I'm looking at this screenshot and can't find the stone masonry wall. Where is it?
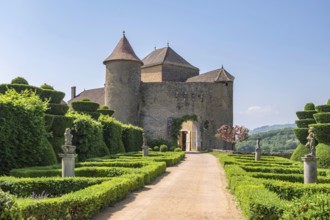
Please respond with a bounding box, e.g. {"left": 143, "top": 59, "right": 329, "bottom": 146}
{"left": 140, "top": 81, "right": 233, "bottom": 149}
{"left": 162, "top": 64, "right": 199, "bottom": 82}
{"left": 141, "top": 65, "right": 162, "bottom": 82}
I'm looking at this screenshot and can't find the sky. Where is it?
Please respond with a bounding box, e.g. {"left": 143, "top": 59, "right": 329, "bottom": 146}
{"left": 0, "top": 0, "right": 329, "bottom": 130}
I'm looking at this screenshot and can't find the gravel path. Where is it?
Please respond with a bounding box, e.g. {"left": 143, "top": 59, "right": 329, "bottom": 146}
{"left": 93, "top": 152, "right": 245, "bottom": 220}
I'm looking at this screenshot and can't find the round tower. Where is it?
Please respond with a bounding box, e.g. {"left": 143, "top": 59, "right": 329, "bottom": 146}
{"left": 103, "top": 33, "right": 143, "bottom": 125}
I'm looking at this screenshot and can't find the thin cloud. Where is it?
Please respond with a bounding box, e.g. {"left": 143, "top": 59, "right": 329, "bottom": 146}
{"left": 241, "top": 105, "right": 280, "bottom": 116}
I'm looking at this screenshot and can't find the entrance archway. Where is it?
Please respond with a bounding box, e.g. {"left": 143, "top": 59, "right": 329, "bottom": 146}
{"left": 179, "top": 120, "right": 200, "bottom": 151}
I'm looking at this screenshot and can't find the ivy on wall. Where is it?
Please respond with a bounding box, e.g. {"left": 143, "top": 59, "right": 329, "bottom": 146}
{"left": 171, "top": 115, "right": 198, "bottom": 142}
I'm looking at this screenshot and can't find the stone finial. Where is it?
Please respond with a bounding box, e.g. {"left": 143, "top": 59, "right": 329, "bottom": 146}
{"left": 123, "top": 30, "right": 125, "bottom": 36}
{"left": 306, "top": 127, "right": 316, "bottom": 157}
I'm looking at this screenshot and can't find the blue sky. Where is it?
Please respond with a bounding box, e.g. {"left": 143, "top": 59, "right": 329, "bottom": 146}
{"left": 0, "top": 0, "right": 329, "bottom": 129}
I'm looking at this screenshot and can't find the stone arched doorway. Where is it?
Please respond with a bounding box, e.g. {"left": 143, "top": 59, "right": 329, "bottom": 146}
{"left": 179, "top": 120, "right": 201, "bottom": 151}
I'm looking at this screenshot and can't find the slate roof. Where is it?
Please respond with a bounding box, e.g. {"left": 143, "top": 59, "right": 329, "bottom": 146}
{"left": 186, "top": 66, "right": 235, "bottom": 82}
{"left": 103, "top": 34, "right": 143, "bottom": 65}
{"left": 142, "top": 46, "right": 198, "bottom": 70}
{"left": 69, "top": 87, "right": 105, "bottom": 106}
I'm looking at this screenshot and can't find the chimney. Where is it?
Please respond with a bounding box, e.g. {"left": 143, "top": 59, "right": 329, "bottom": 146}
{"left": 71, "top": 86, "right": 76, "bottom": 99}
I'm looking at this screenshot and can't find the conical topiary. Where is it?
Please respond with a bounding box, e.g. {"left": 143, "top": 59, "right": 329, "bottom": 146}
{"left": 291, "top": 103, "right": 317, "bottom": 161}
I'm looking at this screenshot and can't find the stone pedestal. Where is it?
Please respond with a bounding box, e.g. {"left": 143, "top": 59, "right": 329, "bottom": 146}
{"left": 301, "top": 156, "right": 318, "bottom": 184}
{"left": 255, "top": 148, "right": 261, "bottom": 161}
{"left": 142, "top": 146, "right": 149, "bottom": 156}
{"left": 59, "top": 153, "right": 77, "bottom": 177}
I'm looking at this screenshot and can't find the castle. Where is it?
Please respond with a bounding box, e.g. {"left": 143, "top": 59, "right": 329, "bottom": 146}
{"left": 70, "top": 33, "right": 234, "bottom": 151}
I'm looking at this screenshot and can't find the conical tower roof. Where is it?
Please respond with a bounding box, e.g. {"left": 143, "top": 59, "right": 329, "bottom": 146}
{"left": 103, "top": 34, "right": 143, "bottom": 65}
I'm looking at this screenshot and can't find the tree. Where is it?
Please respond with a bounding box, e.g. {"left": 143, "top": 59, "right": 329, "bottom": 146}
{"left": 215, "top": 125, "right": 249, "bottom": 150}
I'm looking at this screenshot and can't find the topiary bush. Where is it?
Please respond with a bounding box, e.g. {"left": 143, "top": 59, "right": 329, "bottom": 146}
{"left": 174, "top": 147, "right": 182, "bottom": 152}
{"left": 290, "top": 143, "right": 310, "bottom": 161}
{"left": 69, "top": 112, "right": 110, "bottom": 161}
{"left": 160, "top": 145, "right": 168, "bottom": 152}
{"left": 38, "top": 89, "right": 65, "bottom": 104}
{"left": 40, "top": 83, "right": 54, "bottom": 90}
{"left": 71, "top": 100, "right": 100, "bottom": 112}
{"left": 293, "top": 128, "right": 309, "bottom": 145}
{"left": 295, "top": 119, "right": 316, "bottom": 128}
{"left": 304, "top": 102, "right": 315, "bottom": 111}
{"left": 316, "top": 143, "right": 330, "bottom": 169}
{"left": 296, "top": 111, "right": 317, "bottom": 120}
{"left": 153, "top": 146, "right": 159, "bottom": 151}
{"left": 98, "top": 115, "right": 125, "bottom": 154}
{"left": 11, "top": 76, "right": 29, "bottom": 85}
{"left": 97, "top": 107, "right": 115, "bottom": 116}
{"left": 0, "top": 189, "right": 22, "bottom": 220}
{"left": 316, "top": 104, "right": 330, "bottom": 113}
{"left": 313, "top": 113, "right": 330, "bottom": 123}
{"left": 0, "top": 89, "right": 57, "bottom": 175}
{"left": 45, "top": 103, "right": 69, "bottom": 116}
{"left": 122, "top": 124, "right": 143, "bottom": 152}
{"left": 310, "top": 123, "right": 330, "bottom": 143}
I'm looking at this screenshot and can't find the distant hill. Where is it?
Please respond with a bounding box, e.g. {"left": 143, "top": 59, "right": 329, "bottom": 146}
{"left": 250, "top": 123, "right": 296, "bottom": 135}
{"left": 236, "top": 127, "right": 299, "bottom": 153}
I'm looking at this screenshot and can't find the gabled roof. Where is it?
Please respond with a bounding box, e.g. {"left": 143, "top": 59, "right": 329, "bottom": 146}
{"left": 69, "top": 88, "right": 105, "bottom": 106}
{"left": 186, "top": 66, "right": 235, "bottom": 82}
{"left": 142, "top": 46, "right": 198, "bottom": 70}
{"left": 103, "top": 34, "right": 143, "bottom": 65}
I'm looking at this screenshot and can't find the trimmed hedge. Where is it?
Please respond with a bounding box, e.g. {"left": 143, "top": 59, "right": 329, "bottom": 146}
{"left": 11, "top": 76, "right": 28, "bottom": 85}
{"left": 316, "top": 143, "right": 330, "bottom": 169}
{"left": 38, "top": 89, "right": 65, "bottom": 104}
{"left": 0, "top": 177, "right": 106, "bottom": 197}
{"left": 70, "top": 113, "right": 109, "bottom": 161}
{"left": 45, "top": 115, "right": 74, "bottom": 137}
{"left": 313, "top": 112, "right": 330, "bottom": 123}
{"left": 71, "top": 100, "right": 100, "bottom": 112}
{"left": 0, "top": 89, "right": 56, "bottom": 175}
{"left": 122, "top": 124, "right": 143, "bottom": 152}
{"left": 293, "top": 128, "right": 309, "bottom": 145}
{"left": 316, "top": 104, "right": 330, "bottom": 113}
{"left": 98, "top": 115, "right": 125, "bottom": 154}
{"left": 97, "top": 108, "right": 114, "bottom": 116}
{"left": 290, "top": 143, "right": 310, "bottom": 161}
{"left": 310, "top": 123, "right": 330, "bottom": 143}
{"left": 304, "top": 102, "right": 315, "bottom": 111}
{"left": 45, "top": 103, "right": 69, "bottom": 116}
{"left": 295, "top": 119, "right": 316, "bottom": 128}
{"left": 296, "top": 110, "right": 317, "bottom": 120}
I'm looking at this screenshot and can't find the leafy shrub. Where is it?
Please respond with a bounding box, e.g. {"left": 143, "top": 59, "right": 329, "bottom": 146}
{"left": 316, "top": 104, "right": 330, "bottom": 112}
{"left": 45, "top": 115, "right": 74, "bottom": 137}
{"left": 98, "top": 115, "right": 125, "bottom": 154}
{"left": 71, "top": 100, "right": 100, "bottom": 112}
{"left": 290, "top": 143, "right": 310, "bottom": 161}
{"left": 11, "top": 76, "right": 29, "bottom": 85}
{"left": 70, "top": 113, "right": 109, "bottom": 161}
{"left": 40, "top": 83, "right": 54, "bottom": 90}
{"left": 282, "top": 193, "right": 330, "bottom": 219}
{"left": 153, "top": 146, "right": 159, "bottom": 151}
{"left": 304, "top": 102, "right": 315, "bottom": 111}
{"left": 160, "top": 145, "right": 168, "bottom": 152}
{"left": 174, "top": 147, "right": 182, "bottom": 152}
{"left": 316, "top": 143, "right": 330, "bottom": 169}
{"left": 45, "top": 103, "right": 69, "bottom": 115}
{"left": 0, "top": 189, "right": 22, "bottom": 220}
{"left": 0, "top": 89, "right": 57, "bottom": 174}
{"left": 313, "top": 112, "right": 330, "bottom": 123}
{"left": 296, "top": 111, "right": 317, "bottom": 120}
{"left": 122, "top": 124, "right": 143, "bottom": 152}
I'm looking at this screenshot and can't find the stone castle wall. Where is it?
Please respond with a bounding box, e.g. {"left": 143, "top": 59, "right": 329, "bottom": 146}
{"left": 140, "top": 81, "right": 233, "bottom": 149}
{"left": 162, "top": 64, "right": 199, "bottom": 82}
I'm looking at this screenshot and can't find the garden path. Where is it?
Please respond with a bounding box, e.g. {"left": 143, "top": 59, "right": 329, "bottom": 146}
{"left": 93, "top": 152, "right": 244, "bottom": 220}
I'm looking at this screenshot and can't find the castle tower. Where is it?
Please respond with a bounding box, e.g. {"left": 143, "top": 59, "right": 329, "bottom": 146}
{"left": 103, "top": 33, "right": 143, "bottom": 125}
